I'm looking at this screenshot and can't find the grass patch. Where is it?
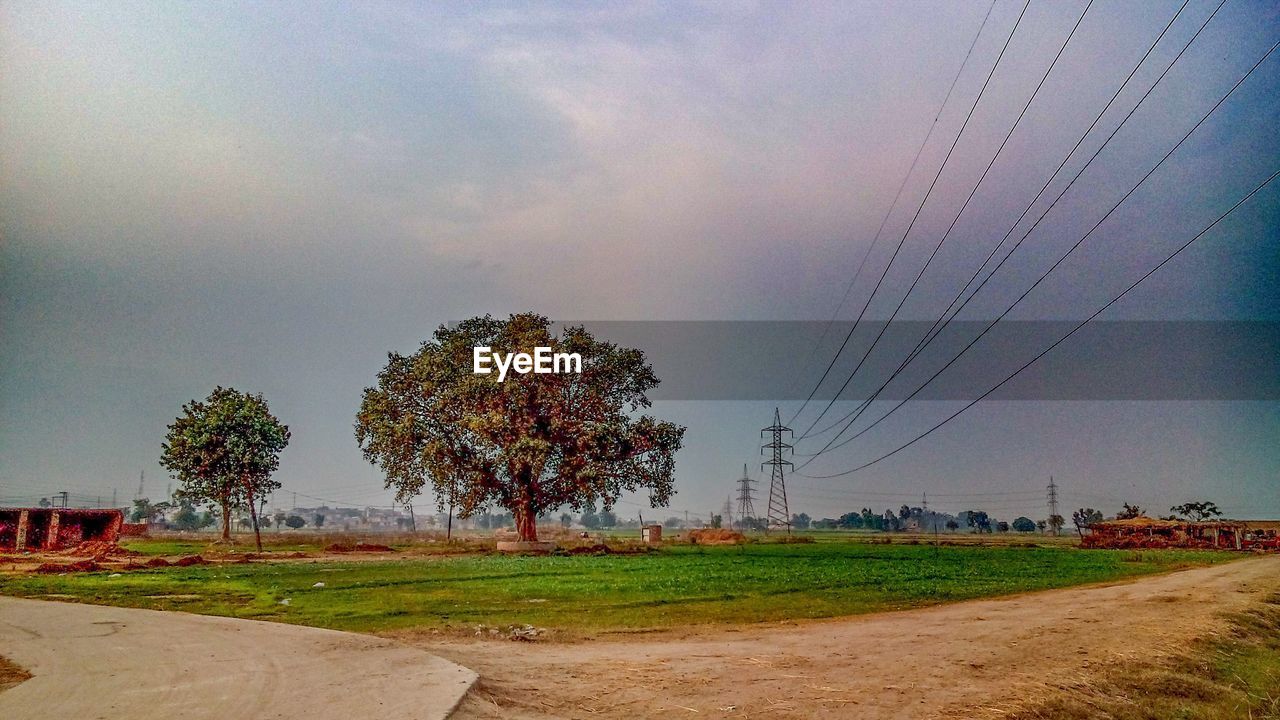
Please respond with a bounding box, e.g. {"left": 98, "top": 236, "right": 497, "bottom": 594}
{"left": 0, "top": 542, "right": 1233, "bottom": 634}
{"left": 1007, "top": 592, "right": 1280, "bottom": 720}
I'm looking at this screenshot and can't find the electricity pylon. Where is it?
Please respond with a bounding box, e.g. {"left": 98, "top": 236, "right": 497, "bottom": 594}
{"left": 761, "top": 407, "right": 793, "bottom": 534}
{"left": 735, "top": 464, "right": 757, "bottom": 532}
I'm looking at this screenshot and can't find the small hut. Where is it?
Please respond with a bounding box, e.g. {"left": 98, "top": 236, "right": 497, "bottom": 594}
{"left": 1082, "top": 516, "right": 1245, "bottom": 550}
{"left": 0, "top": 507, "right": 124, "bottom": 552}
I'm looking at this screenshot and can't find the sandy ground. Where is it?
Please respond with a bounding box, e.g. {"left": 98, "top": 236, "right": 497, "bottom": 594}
{"left": 0, "top": 597, "right": 477, "bottom": 720}
{"left": 402, "top": 555, "right": 1280, "bottom": 719}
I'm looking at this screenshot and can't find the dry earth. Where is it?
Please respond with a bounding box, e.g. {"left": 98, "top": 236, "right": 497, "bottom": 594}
{"left": 0, "top": 656, "right": 29, "bottom": 693}
{"left": 398, "top": 555, "right": 1280, "bottom": 719}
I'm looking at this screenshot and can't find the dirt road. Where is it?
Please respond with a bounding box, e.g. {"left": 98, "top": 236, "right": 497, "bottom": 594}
{"left": 408, "top": 555, "right": 1280, "bottom": 719}
{"left": 0, "top": 597, "right": 476, "bottom": 720}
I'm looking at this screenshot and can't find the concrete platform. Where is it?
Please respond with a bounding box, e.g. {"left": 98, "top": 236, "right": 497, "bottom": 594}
{"left": 0, "top": 596, "right": 476, "bottom": 719}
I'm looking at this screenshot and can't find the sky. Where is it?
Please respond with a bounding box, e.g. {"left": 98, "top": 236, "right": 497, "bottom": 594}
{"left": 2, "top": 0, "right": 1278, "bottom": 521}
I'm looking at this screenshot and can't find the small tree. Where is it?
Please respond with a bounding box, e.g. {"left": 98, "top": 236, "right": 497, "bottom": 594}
{"left": 1072, "top": 508, "right": 1104, "bottom": 537}
{"left": 1012, "top": 516, "right": 1036, "bottom": 533}
{"left": 945, "top": 519, "right": 959, "bottom": 532}
{"left": 1047, "top": 514, "right": 1065, "bottom": 536}
{"left": 964, "top": 510, "right": 991, "bottom": 533}
{"left": 560, "top": 513, "right": 573, "bottom": 528}
{"left": 130, "top": 498, "right": 171, "bottom": 523}
{"left": 792, "top": 512, "right": 811, "bottom": 530}
{"left": 356, "top": 314, "right": 685, "bottom": 542}
{"left": 1170, "top": 501, "right": 1222, "bottom": 522}
{"left": 1116, "top": 503, "right": 1144, "bottom": 520}
{"left": 284, "top": 515, "right": 306, "bottom": 529}
{"left": 313, "top": 513, "right": 326, "bottom": 528}
{"left": 160, "top": 387, "right": 289, "bottom": 550}
{"left": 172, "top": 501, "right": 215, "bottom": 531}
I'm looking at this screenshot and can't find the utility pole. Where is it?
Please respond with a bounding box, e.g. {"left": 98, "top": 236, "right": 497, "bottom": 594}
{"left": 722, "top": 495, "right": 734, "bottom": 530}
{"left": 1047, "top": 476, "right": 1060, "bottom": 536}
{"left": 735, "top": 464, "right": 757, "bottom": 532}
{"left": 761, "top": 408, "right": 793, "bottom": 535}
{"left": 112, "top": 488, "right": 117, "bottom": 508}
{"left": 135, "top": 470, "right": 144, "bottom": 500}
{"left": 406, "top": 502, "right": 416, "bottom": 532}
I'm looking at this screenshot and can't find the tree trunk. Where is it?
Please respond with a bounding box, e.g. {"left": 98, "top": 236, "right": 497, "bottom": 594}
{"left": 514, "top": 501, "right": 537, "bottom": 542}
{"left": 220, "top": 498, "right": 231, "bottom": 540}
{"left": 245, "top": 478, "right": 262, "bottom": 552}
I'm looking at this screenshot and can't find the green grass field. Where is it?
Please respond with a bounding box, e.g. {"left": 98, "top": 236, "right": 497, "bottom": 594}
{"left": 0, "top": 541, "right": 1233, "bottom": 634}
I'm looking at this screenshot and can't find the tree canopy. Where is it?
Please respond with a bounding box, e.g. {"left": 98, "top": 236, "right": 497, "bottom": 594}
{"left": 1116, "top": 502, "right": 1144, "bottom": 520}
{"left": 355, "top": 313, "right": 685, "bottom": 542}
{"left": 160, "top": 387, "right": 290, "bottom": 548}
{"left": 1170, "top": 500, "right": 1222, "bottom": 522}
{"left": 1072, "top": 507, "right": 1104, "bottom": 537}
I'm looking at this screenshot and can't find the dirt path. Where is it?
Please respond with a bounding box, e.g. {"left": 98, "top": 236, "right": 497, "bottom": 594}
{"left": 404, "top": 555, "right": 1280, "bottom": 719}
{"left": 0, "top": 597, "right": 476, "bottom": 720}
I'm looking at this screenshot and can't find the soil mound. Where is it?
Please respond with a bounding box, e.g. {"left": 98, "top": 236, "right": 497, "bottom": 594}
{"left": 324, "top": 542, "right": 395, "bottom": 553}
{"left": 34, "top": 560, "right": 101, "bottom": 573}
{"left": 64, "top": 540, "right": 139, "bottom": 557}
{"left": 173, "top": 555, "right": 207, "bottom": 566}
{"left": 687, "top": 528, "right": 746, "bottom": 545}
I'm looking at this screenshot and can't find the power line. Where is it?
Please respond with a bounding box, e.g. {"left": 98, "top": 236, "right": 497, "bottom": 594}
{"left": 808, "top": 0, "right": 998, "bottom": 361}
{"left": 799, "top": 0, "right": 1201, "bottom": 446}
{"left": 797, "top": 0, "right": 1096, "bottom": 441}
{"left": 788, "top": 0, "right": 1032, "bottom": 428}
{"left": 802, "top": 163, "right": 1280, "bottom": 478}
{"left": 801, "top": 30, "right": 1278, "bottom": 468}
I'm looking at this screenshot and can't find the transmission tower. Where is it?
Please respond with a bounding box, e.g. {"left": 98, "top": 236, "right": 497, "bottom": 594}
{"left": 1046, "top": 476, "right": 1060, "bottom": 536}
{"left": 735, "top": 464, "right": 757, "bottom": 532}
{"left": 761, "top": 408, "right": 794, "bottom": 534}
{"left": 721, "top": 495, "right": 734, "bottom": 530}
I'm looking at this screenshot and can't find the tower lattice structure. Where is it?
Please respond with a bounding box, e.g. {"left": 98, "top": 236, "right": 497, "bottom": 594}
{"left": 735, "top": 464, "right": 757, "bottom": 532}
{"left": 761, "top": 407, "right": 794, "bottom": 534}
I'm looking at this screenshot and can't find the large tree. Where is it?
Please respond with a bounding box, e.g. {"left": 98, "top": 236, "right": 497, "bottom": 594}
{"left": 355, "top": 313, "right": 685, "bottom": 542}
{"left": 160, "top": 387, "right": 290, "bottom": 549}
